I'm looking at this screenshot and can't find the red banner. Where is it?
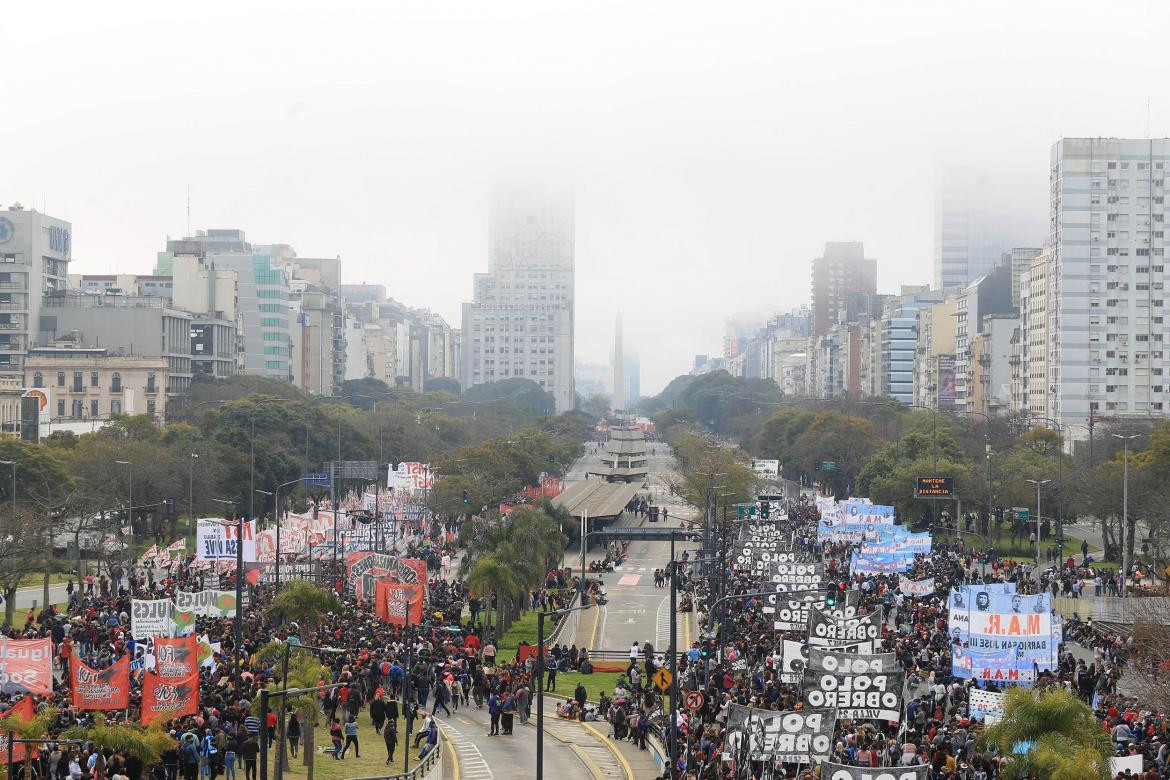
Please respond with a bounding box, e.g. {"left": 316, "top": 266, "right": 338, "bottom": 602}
{"left": 0, "top": 638, "right": 53, "bottom": 696}
{"left": 347, "top": 553, "right": 428, "bottom": 604}
{"left": 517, "top": 644, "right": 549, "bottom": 664}
{"left": 375, "top": 580, "right": 425, "bottom": 627}
{"left": 153, "top": 637, "right": 199, "bottom": 680}
{"left": 72, "top": 656, "right": 130, "bottom": 710}
{"left": 141, "top": 670, "right": 200, "bottom": 726}
{"left": 0, "top": 697, "right": 34, "bottom": 764}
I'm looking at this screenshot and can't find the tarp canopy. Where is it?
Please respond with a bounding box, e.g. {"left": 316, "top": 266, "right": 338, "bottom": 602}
{"left": 552, "top": 480, "right": 643, "bottom": 520}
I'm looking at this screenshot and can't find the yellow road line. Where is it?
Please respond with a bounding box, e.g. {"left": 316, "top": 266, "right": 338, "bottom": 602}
{"left": 443, "top": 730, "right": 460, "bottom": 780}
{"left": 581, "top": 721, "right": 634, "bottom": 780}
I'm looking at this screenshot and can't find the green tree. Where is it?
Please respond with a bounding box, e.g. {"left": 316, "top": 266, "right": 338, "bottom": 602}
{"left": 266, "top": 580, "right": 343, "bottom": 627}
{"left": 979, "top": 687, "right": 1112, "bottom": 780}
{"left": 61, "top": 715, "right": 177, "bottom": 773}
{"left": 466, "top": 554, "right": 524, "bottom": 637}
{"left": 252, "top": 641, "right": 333, "bottom": 780}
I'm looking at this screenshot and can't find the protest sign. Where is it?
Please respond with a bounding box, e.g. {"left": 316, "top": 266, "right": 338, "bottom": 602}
{"left": 0, "top": 638, "right": 53, "bottom": 696}
{"left": 898, "top": 577, "right": 935, "bottom": 597}
{"left": 808, "top": 648, "right": 898, "bottom": 674}
{"left": 819, "top": 762, "right": 928, "bottom": 780}
{"left": 725, "top": 705, "right": 836, "bottom": 763}
{"left": 0, "top": 698, "right": 34, "bottom": 763}
{"left": 801, "top": 669, "right": 904, "bottom": 721}
{"left": 132, "top": 599, "right": 176, "bottom": 641}
{"left": 141, "top": 670, "right": 200, "bottom": 725}
{"left": 195, "top": 518, "right": 257, "bottom": 562}
{"left": 807, "top": 608, "right": 882, "bottom": 646}
{"left": 969, "top": 688, "right": 1007, "bottom": 721}
{"left": 72, "top": 656, "right": 130, "bottom": 710}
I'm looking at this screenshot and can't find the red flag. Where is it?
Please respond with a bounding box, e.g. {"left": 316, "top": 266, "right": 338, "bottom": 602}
{"left": 375, "top": 580, "right": 425, "bottom": 627}
{"left": 0, "top": 697, "right": 35, "bottom": 764}
{"left": 153, "top": 637, "right": 199, "bottom": 680}
{"left": 141, "top": 670, "right": 199, "bottom": 726}
{"left": 71, "top": 656, "right": 130, "bottom": 710}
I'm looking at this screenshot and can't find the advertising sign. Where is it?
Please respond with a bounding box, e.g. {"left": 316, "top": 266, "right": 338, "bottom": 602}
{"left": 937, "top": 355, "right": 956, "bottom": 408}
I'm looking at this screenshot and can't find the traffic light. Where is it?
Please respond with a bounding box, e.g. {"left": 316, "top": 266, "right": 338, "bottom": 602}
{"left": 462, "top": 490, "right": 470, "bottom": 504}
{"left": 825, "top": 594, "right": 836, "bottom": 607}
{"left": 164, "top": 497, "right": 176, "bottom": 515}
{"left": 760, "top": 501, "right": 770, "bottom": 519}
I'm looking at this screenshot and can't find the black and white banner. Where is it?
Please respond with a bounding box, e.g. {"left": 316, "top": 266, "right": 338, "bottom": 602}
{"left": 781, "top": 639, "right": 809, "bottom": 683}
{"left": 807, "top": 607, "right": 883, "bottom": 646}
{"left": 808, "top": 648, "right": 899, "bottom": 674}
{"left": 725, "top": 705, "right": 836, "bottom": 763}
{"left": 819, "top": 762, "right": 928, "bottom": 780}
{"left": 801, "top": 670, "right": 904, "bottom": 721}
{"left": 766, "top": 590, "right": 858, "bottom": 631}
{"left": 765, "top": 562, "right": 825, "bottom": 589}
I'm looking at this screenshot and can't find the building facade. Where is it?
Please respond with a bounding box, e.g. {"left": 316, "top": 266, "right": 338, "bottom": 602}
{"left": 0, "top": 205, "right": 72, "bottom": 378}
{"left": 26, "top": 342, "right": 169, "bottom": 425}
{"left": 461, "top": 188, "right": 575, "bottom": 412}
{"left": 811, "top": 242, "right": 877, "bottom": 336}
{"left": 1048, "top": 138, "right": 1170, "bottom": 430}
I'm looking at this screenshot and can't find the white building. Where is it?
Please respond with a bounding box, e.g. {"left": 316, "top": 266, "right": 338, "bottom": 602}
{"left": 1047, "top": 138, "right": 1170, "bottom": 430}
{"left": 0, "top": 205, "right": 72, "bottom": 377}
{"left": 461, "top": 187, "right": 575, "bottom": 412}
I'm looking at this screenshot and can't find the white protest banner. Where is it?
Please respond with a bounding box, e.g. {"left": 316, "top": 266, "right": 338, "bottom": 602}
{"left": 820, "top": 762, "right": 928, "bottom": 780}
{"left": 808, "top": 648, "right": 898, "bottom": 674}
{"left": 807, "top": 608, "right": 883, "bottom": 646}
{"left": 898, "top": 577, "right": 935, "bottom": 597}
{"left": 131, "top": 600, "right": 176, "bottom": 640}
{"left": 1109, "top": 756, "right": 1143, "bottom": 775}
{"left": 174, "top": 590, "right": 239, "bottom": 618}
{"left": 195, "top": 519, "right": 257, "bottom": 562}
{"left": 969, "top": 688, "right": 1006, "bottom": 721}
{"left": 724, "top": 704, "right": 835, "bottom": 763}
{"left": 802, "top": 670, "right": 904, "bottom": 722}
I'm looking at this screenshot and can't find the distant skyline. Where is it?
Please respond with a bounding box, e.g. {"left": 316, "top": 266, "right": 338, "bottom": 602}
{"left": 6, "top": 1, "right": 1170, "bottom": 392}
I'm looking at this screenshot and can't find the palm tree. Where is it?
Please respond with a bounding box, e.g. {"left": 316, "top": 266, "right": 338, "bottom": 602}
{"left": 0, "top": 705, "right": 58, "bottom": 780}
{"left": 61, "top": 715, "right": 177, "bottom": 777}
{"left": 252, "top": 641, "right": 332, "bottom": 780}
{"left": 466, "top": 554, "right": 524, "bottom": 637}
{"left": 266, "top": 580, "right": 342, "bottom": 629}
{"left": 979, "top": 687, "right": 1113, "bottom": 780}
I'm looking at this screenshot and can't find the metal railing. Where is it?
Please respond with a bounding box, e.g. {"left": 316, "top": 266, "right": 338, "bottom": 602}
{"left": 348, "top": 732, "right": 444, "bottom": 780}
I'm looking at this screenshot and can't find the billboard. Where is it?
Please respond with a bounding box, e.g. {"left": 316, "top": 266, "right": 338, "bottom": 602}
{"left": 915, "top": 477, "right": 954, "bottom": 498}
{"left": 750, "top": 459, "right": 780, "bottom": 480}
{"left": 937, "top": 355, "right": 956, "bottom": 408}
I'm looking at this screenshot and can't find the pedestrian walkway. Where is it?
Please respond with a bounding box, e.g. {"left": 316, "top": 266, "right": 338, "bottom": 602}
{"left": 440, "top": 721, "right": 494, "bottom": 780}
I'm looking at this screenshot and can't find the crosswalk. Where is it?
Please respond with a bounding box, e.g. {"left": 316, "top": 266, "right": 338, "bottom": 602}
{"left": 440, "top": 722, "right": 494, "bottom": 780}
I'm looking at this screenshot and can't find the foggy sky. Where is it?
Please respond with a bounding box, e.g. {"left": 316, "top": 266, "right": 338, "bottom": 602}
{"left": 6, "top": 1, "right": 1169, "bottom": 393}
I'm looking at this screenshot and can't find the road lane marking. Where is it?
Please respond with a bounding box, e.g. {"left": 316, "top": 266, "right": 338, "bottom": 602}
{"left": 617, "top": 574, "right": 640, "bottom": 586}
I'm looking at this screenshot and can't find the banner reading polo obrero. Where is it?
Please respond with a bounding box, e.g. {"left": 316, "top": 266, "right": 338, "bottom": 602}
{"left": 724, "top": 704, "right": 835, "bottom": 764}
{"left": 195, "top": 518, "right": 257, "bottom": 562}
{"left": 71, "top": 656, "right": 130, "bottom": 710}
{"left": 765, "top": 589, "right": 859, "bottom": 631}
{"left": 0, "top": 697, "right": 34, "bottom": 763}
{"left": 141, "top": 670, "right": 199, "bottom": 725}
{"left": 807, "top": 607, "right": 881, "bottom": 650}
{"left": 0, "top": 637, "right": 53, "bottom": 695}
{"left": 764, "top": 561, "right": 824, "bottom": 590}
{"left": 819, "top": 762, "right": 928, "bottom": 780}
{"left": 802, "top": 667, "right": 904, "bottom": 721}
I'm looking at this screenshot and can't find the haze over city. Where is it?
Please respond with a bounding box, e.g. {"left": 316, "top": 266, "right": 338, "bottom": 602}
{"left": 5, "top": 0, "right": 1170, "bottom": 392}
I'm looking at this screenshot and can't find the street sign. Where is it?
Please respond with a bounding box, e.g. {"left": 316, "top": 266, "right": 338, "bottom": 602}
{"left": 651, "top": 668, "right": 673, "bottom": 692}
{"left": 330, "top": 461, "right": 379, "bottom": 480}
{"left": 915, "top": 476, "right": 955, "bottom": 498}
{"left": 684, "top": 690, "right": 705, "bottom": 711}
{"left": 819, "top": 461, "right": 837, "bottom": 472}
{"left": 1013, "top": 507, "right": 1030, "bottom": 520}
{"left": 302, "top": 472, "right": 331, "bottom": 487}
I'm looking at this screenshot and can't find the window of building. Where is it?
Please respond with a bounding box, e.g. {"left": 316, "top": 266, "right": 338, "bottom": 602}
{"left": 33, "top": 372, "right": 43, "bottom": 388}
{"left": 56, "top": 371, "right": 65, "bottom": 387}
{"left": 147, "top": 399, "right": 156, "bottom": 417}
{"left": 111, "top": 372, "right": 122, "bottom": 392}
{"left": 56, "top": 399, "right": 65, "bottom": 418}
{"left": 72, "top": 372, "right": 82, "bottom": 392}
{"left": 111, "top": 400, "right": 121, "bottom": 415}
{"left": 146, "top": 373, "right": 156, "bottom": 393}
{"left": 90, "top": 371, "right": 99, "bottom": 387}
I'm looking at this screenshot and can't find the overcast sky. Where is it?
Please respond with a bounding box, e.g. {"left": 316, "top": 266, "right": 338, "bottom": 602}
{"left": 6, "top": 1, "right": 1169, "bottom": 393}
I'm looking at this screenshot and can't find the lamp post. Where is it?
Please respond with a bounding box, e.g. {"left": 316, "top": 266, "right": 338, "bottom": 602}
{"left": 188, "top": 452, "right": 198, "bottom": 537}
{"left": 265, "top": 479, "right": 301, "bottom": 589}
{"left": 211, "top": 498, "right": 245, "bottom": 679}
{"left": 536, "top": 605, "right": 592, "bottom": 780}
{"left": 1025, "top": 416, "right": 1066, "bottom": 558}
{"left": 1112, "top": 433, "right": 1140, "bottom": 596}
{"left": 115, "top": 460, "right": 133, "bottom": 536}
{"left": 259, "top": 640, "right": 345, "bottom": 780}
{"left": 1025, "top": 479, "right": 1051, "bottom": 578}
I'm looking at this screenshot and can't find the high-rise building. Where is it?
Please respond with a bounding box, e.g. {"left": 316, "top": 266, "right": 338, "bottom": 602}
{"left": 1046, "top": 138, "right": 1170, "bottom": 429}
{"left": 810, "top": 242, "right": 876, "bottom": 336}
{"left": 1005, "top": 247, "right": 1042, "bottom": 309}
{"left": 0, "top": 205, "right": 72, "bottom": 377}
{"left": 934, "top": 169, "right": 1042, "bottom": 290}
{"left": 953, "top": 263, "right": 1015, "bottom": 413}
{"left": 461, "top": 187, "right": 575, "bottom": 412}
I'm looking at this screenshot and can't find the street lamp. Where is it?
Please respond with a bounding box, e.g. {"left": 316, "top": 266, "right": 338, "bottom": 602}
{"left": 187, "top": 452, "right": 199, "bottom": 538}
{"left": 211, "top": 497, "right": 245, "bottom": 678}
{"left": 536, "top": 604, "right": 592, "bottom": 780}
{"left": 1025, "top": 416, "right": 1066, "bottom": 557}
{"left": 1025, "top": 479, "right": 1051, "bottom": 575}
{"left": 115, "top": 460, "right": 133, "bottom": 536}
{"left": 1112, "top": 433, "right": 1140, "bottom": 597}
{"left": 265, "top": 478, "right": 302, "bottom": 589}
